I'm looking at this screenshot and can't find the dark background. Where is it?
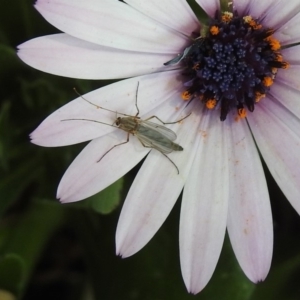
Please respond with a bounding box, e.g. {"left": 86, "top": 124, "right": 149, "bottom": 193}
{"left": 1, "top": 0, "right": 300, "bottom": 299}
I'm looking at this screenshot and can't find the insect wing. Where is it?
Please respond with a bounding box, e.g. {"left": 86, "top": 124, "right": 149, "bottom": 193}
{"left": 136, "top": 133, "right": 174, "bottom": 154}
{"left": 136, "top": 122, "right": 180, "bottom": 154}
{"left": 140, "top": 120, "right": 177, "bottom": 141}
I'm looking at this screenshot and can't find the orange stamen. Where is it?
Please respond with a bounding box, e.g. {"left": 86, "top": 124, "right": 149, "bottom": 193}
{"left": 269, "top": 38, "right": 281, "bottom": 51}
{"left": 206, "top": 99, "right": 217, "bottom": 109}
{"left": 238, "top": 108, "right": 247, "bottom": 118}
{"left": 263, "top": 77, "right": 273, "bottom": 87}
{"left": 245, "top": 17, "right": 262, "bottom": 30}
{"left": 210, "top": 26, "right": 219, "bottom": 35}
{"left": 275, "top": 54, "right": 283, "bottom": 62}
{"left": 255, "top": 92, "right": 266, "bottom": 103}
{"left": 181, "top": 91, "right": 191, "bottom": 101}
{"left": 281, "top": 62, "right": 290, "bottom": 69}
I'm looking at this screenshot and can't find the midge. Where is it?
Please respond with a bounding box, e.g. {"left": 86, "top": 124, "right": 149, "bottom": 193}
{"left": 62, "top": 83, "right": 190, "bottom": 174}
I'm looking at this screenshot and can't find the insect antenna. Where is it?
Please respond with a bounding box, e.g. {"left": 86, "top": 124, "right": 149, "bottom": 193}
{"left": 61, "top": 118, "right": 118, "bottom": 128}
{"left": 73, "top": 88, "right": 135, "bottom": 118}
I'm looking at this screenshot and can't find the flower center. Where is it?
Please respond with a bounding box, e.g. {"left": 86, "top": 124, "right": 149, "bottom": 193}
{"left": 166, "top": 11, "right": 289, "bottom": 121}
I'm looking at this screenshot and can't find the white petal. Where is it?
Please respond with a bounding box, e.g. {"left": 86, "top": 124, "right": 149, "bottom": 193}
{"left": 180, "top": 109, "right": 229, "bottom": 294}
{"left": 226, "top": 113, "right": 273, "bottom": 283}
{"left": 35, "top": 0, "right": 188, "bottom": 53}
{"left": 273, "top": 9, "right": 300, "bottom": 45}
{"left": 125, "top": 0, "right": 199, "bottom": 36}
{"left": 18, "top": 34, "right": 178, "bottom": 79}
{"left": 57, "top": 131, "right": 148, "bottom": 202}
{"left": 281, "top": 45, "right": 300, "bottom": 64}
{"left": 232, "top": 0, "right": 249, "bottom": 15}
{"left": 276, "top": 65, "right": 300, "bottom": 90}
{"left": 247, "top": 97, "right": 300, "bottom": 214}
{"left": 270, "top": 80, "right": 300, "bottom": 120}
{"left": 116, "top": 99, "right": 203, "bottom": 257}
{"left": 30, "top": 70, "right": 182, "bottom": 146}
{"left": 263, "top": 1, "right": 300, "bottom": 29}
{"left": 247, "top": 0, "right": 280, "bottom": 21}
{"left": 195, "top": 0, "right": 220, "bottom": 18}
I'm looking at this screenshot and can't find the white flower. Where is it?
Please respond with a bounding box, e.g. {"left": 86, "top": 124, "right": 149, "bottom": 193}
{"left": 18, "top": 0, "right": 300, "bottom": 294}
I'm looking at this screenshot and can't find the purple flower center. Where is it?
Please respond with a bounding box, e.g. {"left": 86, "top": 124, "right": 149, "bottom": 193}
{"left": 166, "top": 11, "right": 289, "bottom": 121}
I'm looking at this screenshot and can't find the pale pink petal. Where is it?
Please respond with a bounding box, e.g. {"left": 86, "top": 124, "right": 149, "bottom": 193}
{"left": 18, "top": 34, "right": 177, "bottom": 79}
{"left": 116, "top": 100, "right": 203, "bottom": 257}
{"left": 269, "top": 80, "right": 300, "bottom": 120}
{"left": 35, "top": 0, "right": 188, "bottom": 54}
{"left": 276, "top": 65, "right": 300, "bottom": 90}
{"left": 125, "top": 0, "right": 199, "bottom": 36}
{"left": 273, "top": 10, "right": 300, "bottom": 45}
{"left": 247, "top": 0, "right": 280, "bottom": 21}
{"left": 226, "top": 113, "right": 273, "bottom": 283}
{"left": 57, "top": 131, "right": 149, "bottom": 202}
{"left": 264, "top": 2, "right": 300, "bottom": 30}
{"left": 30, "top": 70, "right": 182, "bottom": 146}
{"left": 248, "top": 0, "right": 281, "bottom": 22}
{"left": 195, "top": 0, "right": 220, "bottom": 18}
{"left": 248, "top": 97, "right": 300, "bottom": 214}
{"left": 232, "top": 0, "right": 249, "bottom": 15}
{"left": 281, "top": 45, "right": 300, "bottom": 64}
{"left": 180, "top": 109, "right": 229, "bottom": 294}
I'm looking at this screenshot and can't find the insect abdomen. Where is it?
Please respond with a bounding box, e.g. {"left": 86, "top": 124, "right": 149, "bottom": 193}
{"left": 172, "top": 143, "right": 183, "bottom": 151}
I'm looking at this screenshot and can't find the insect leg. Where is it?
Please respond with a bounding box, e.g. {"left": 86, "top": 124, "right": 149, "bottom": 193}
{"left": 134, "top": 82, "right": 140, "bottom": 117}
{"left": 137, "top": 138, "right": 180, "bottom": 174}
{"left": 144, "top": 113, "right": 191, "bottom": 125}
{"left": 97, "top": 133, "right": 130, "bottom": 162}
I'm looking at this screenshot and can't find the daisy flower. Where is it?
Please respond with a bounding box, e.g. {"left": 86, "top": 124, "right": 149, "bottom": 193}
{"left": 18, "top": 0, "right": 300, "bottom": 294}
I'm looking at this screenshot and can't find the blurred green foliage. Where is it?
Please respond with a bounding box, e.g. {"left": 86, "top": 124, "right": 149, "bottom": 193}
{"left": 0, "top": 0, "right": 300, "bottom": 299}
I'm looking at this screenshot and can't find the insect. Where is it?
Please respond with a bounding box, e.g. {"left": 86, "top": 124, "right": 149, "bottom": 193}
{"left": 62, "top": 83, "right": 190, "bottom": 174}
{"left": 164, "top": 37, "right": 206, "bottom": 66}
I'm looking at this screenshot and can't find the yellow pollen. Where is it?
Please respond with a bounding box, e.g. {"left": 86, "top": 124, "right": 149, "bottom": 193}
{"left": 222, "top": 12, "right": 233, "bottom": 22}
{"left": 243, "top": 15, "right": 263, "bottom": 29}
{"left": 181, "top": 91, "right": 191, "bottom": 101}
{"left": 276, "top": 54, "right": 283, "bottom": 62}
{"left": 255, "top": 92, "right": 266, "bottom": 102}
{"left": 238, "top": 108, "right": 247, "bottom": 118}
{"left": 206, "top": 99, "right": 217, "bottom": 109}
{"left": 271, "top": 67, "right": 278, "bottom": 76}
{"left": 243, "top": 16, "right": 253, "bottom": 23}
{"left": 263, "top": 77, "right": 273, "bottom": 87}
{"left": 210, "top": 26, "right": 219, "bottom": 35}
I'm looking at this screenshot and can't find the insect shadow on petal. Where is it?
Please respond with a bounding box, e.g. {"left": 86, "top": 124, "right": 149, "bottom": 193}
{"left": 61, "top": 82, "right": 191, "bottom": 174}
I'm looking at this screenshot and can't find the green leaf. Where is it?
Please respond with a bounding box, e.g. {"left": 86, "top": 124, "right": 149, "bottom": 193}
{"left": 85, "top": 178, "right": 124, "bottom": 214}
{"left": 0, "top": 45, "right": 23, "bottom": 79}
{"left": 199, "top": 235, "right": 255, "bottom": 299}
{"left": 0, "top": 254, "right": 25, "bottom": 295}
{"left": 251, "top": 253, "right": 300, "bottom": 300}
{"left": 0, "top": 100, "right": 12, "bottom": 170}
{"left": 186, "top": 0, "right": 210, "bottom": 27}
{"left": 0, "top": 158, "right": 42, "bottom": 217}
{"left": 220, "top": 0, "right": 233, "bottom": 13}
{"left": 0, "top": 200, "right": 65, "bottom": 298}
